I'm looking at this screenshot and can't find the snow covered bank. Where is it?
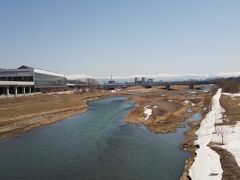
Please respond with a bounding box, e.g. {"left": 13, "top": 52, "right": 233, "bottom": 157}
{"left": 212, "top": 122, "right": 240, "bottom": 167}
{"left": 189, "top": 89, "right": 224, "bottom": 180}
{"left": 189, "top": 146, "right": 222, "bottom": 180}
{"left": 210, "top": 91, "right": 240, "bottom": 168}
{"left": 190, "top": 89, "right": 240, "bottom": 179}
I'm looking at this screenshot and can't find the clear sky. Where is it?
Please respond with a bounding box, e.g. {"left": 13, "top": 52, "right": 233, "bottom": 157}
{"left": 0, "top": 0, "right": 240, "bottom": 77}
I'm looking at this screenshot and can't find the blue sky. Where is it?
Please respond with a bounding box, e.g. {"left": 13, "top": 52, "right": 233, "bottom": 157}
{"left": 0, "top": 0, "right": 240, "bottom": 77}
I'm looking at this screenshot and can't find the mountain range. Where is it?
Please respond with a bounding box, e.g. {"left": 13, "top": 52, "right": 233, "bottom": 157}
{"left": 66, "top": 71, "right": 240, "bottom": 84}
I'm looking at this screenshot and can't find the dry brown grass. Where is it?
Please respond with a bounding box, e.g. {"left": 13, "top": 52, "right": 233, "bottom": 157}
{"left": 211, "top": 146, "right": 240, "bottom": 180}
{"left": 146, "top": 106, "right": 190, "bottom": 133}
{"left": 0, "top": 92, "right": 110, "bottom": 121}
{"left": 220, "top": 95, "right": 240, "bottom": 125}
{"left": 222, "top": 81, "right": 239, "bottom": 93}
{"left": 125, "top": 85, "right": 206, "bottom": 133}
{"left": 0, "top": 91, "right": 111, "bottom": 138}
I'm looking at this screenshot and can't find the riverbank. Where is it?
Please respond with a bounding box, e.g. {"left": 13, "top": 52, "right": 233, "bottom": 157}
{"left": 0, "top": 85, "right": 208, "bottom": 139}
{"left": 0, "top": 90, "right": 114, "bottom": 139}
{"left": 124, "top": 86, "right": 206, "bottom": 133}
{"left": 0, "top": 85, "right": 212, "bottom": 179}
{"left": 181, "top": 88, "right": 218, "bottom": 180}
{"left": 184, "top": 89, "right": 240, "bottom": 180}
{"left": 0, "top": 96, "right": 191, "bottom": 180}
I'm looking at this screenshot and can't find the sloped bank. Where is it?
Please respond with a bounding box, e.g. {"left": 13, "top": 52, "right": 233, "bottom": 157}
{"left": 185, "top": 89, "right": 240, "bottom": 180}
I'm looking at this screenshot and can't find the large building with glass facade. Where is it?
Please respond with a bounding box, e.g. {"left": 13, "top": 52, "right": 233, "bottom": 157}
{"left": 0, "top": 65, "right": 67, "bottom": 97}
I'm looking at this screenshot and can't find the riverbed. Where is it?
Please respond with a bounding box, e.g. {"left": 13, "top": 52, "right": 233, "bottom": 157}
{"left": 0, "top": 97, "right": 197, "bottom": 180}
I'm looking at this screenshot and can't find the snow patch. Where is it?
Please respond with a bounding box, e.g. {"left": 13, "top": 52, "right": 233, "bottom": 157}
{"left": 182, "top": 100, "right": 195, "bottom": 106}
{"left": 222, "top": 93, "right": 240, "bottom": 97}
{"left": 183, "top": 100, "right": 190, "bottom": 105}
{"left": 144, "top": 106, "right": 152, "bottom": 120}
{"left": 187, "top": 91, "right": 198, "bottom": 94}
{"left": 47, "top": 91, "right": 74, "bottom": 95}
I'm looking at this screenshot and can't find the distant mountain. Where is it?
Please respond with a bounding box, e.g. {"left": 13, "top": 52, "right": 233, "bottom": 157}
{"left": 66, "top": 73, "right": 93, "bottom": 80}
{"left": 66, "top": 71, "right": 240, "bottom": 84}
{"left": 216, "top": 72, "right": 240, "bottom": 78}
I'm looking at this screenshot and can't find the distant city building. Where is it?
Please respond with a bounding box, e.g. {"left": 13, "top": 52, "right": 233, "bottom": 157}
{"left": 134, "top": 77, "right": 138, "bottom": 84}
{"left": 141, "top": 77, "right": 146, "bottom": 84}
{"left": 134, "top": 77, "right": 148, "bottom": 84}
{"left": 108, "top": 76, "right": 115, "bottom": 84}
{"left": 147, "top": 78, "right": 154, "bottom": 83}
{"left": 86, "top": 78, "right": 98, "bottom": 86}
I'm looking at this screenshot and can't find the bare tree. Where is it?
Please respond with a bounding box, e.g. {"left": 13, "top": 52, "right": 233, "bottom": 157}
{"left": 218, "top": 125, "right": 225, "bottom": 145}
{"left": 214, "top": 113, "right": 218, "bottom": 133}
{"left": 231, "top": 125, "right": 235, "bottom": 133}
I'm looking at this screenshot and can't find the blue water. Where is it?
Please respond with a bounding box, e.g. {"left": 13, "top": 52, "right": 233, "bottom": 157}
{"left": 0, "top": 97, "right": 198, "bottom": 180}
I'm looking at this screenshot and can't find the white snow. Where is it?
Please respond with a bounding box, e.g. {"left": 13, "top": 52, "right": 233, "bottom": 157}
{"left": 189, "top": 146, "right": 222, "bottom": 180}
{"left": 222, "top": 93, "right": 240, "bottom": 97}
{"left": 47, "top": 91, "right": 74, "bottom": 95}
{"left": 66, "top": 73, "right": 93, "bottom": 80}
{"left": 211, "top": 123, "right": 240, "bottom": 167}
{"left": 144, "top": 106, "right": 152, "bottom": 120}
{"left": 182, "top": 100, "right": 195, "bottom": 106}
{"left": 211, "top": 92, "right": 240, "bottom": 167}
{"left": 202, "top": 90, "right": 210, "bottom": 93}
{"left": 190, "top": 89, "right": 240, "bottom": 179}
{"left": 187, "top": 90, "right": 198, "bottom": 94}
{"left": 153, "top": 105, "right": 157, "bottom": 109}
{"left": 189, "top": 89, "right": 224, "bottom": 180}
{"left": 183, "top": 100, "right": 190, "bottom": 105}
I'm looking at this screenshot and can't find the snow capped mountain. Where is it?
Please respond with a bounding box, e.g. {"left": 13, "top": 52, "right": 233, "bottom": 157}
{"left": 66, "top": 71, "right": 240, "bottom": 82}
{"left": 66, "top": 73, "right": 93, "bottom": 80}
{"left": 216, "top": 71, "right": 240, "bottom": 78}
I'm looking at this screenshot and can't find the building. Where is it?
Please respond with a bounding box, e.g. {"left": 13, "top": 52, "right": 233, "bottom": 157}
{"left": 147, "top": 78, "right": 154, "bottom": 83}
{"left": 134, "top": 77, "right": 139, "bottom": 84}
{"left": 0, "top": 65, "right": 67, "bottom": 97}
{"left": 141, "top": 77, "right": 146, "bottom": 84}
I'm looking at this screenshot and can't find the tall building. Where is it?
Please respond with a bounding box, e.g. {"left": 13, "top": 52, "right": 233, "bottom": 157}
{"left": 134, "top": 77, "right": 138, "bottom": 84}
{"left": 141, "top": 77, "right": 146, "bottom": 83}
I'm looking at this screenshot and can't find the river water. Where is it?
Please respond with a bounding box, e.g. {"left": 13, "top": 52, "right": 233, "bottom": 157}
{"left": 0, "top": 97, "right": 200, "bottom": 180}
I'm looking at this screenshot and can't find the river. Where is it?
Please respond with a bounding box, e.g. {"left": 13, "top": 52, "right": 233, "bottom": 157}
{"left": 0, "top": 97, "right": 200, "bottom": 180}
